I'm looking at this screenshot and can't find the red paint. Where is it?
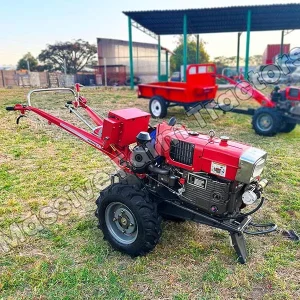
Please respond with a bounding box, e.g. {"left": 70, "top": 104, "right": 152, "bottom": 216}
{"left": 9, "top": 85, "right": 259, "bottom": 182}
{"left": 103, "top": 108, "right": 150, "bottom": 148}
{"left": 285, "top": 86, "right": 300, "bottom": 102}
{"left": 75, "top": 83, "right": 80, "bottom": 92}
{"left": 155, "top": 122, "right": 250, "bottom": 181}
{"left": 216, "top": 74, "right": 276, "bottom": 108}
{"left": 262, "top": 44, "right": 290, "bottom": 64}
{"left": 138, "top": 64, "right": 218, "bottom": 104}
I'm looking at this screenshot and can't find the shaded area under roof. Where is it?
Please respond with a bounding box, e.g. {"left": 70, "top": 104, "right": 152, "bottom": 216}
{"left": 123, "top": 4, "right": 300, "bottom": 35}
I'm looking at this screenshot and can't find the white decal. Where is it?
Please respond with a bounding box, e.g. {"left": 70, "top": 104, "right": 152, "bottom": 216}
{"left": 211, "top": 162, "right": 226, "bottom": 177}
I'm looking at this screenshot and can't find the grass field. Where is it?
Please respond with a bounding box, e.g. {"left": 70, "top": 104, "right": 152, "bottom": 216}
{"left": 0, "top": 87, "right": 299, "bottom": 300}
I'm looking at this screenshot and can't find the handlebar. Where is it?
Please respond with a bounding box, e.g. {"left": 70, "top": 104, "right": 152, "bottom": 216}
{"left": 6, "top": 106, "right": 15, "bottom": 111}
{"left": 27, "top": 88, "right": 77, "bottom": 106}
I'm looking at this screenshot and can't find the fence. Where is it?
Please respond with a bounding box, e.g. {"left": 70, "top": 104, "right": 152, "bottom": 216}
{"left": 0, "top": 71, "right": 97, "bottom": 88}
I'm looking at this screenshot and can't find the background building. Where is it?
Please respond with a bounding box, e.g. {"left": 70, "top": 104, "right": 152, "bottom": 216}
{"left": 96, "top": 38, "right": 172, "bottom": 85}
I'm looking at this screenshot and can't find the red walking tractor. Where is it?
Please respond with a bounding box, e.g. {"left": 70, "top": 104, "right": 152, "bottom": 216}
{"left": 6, "top": 84, "right": 277, "bottom": 263}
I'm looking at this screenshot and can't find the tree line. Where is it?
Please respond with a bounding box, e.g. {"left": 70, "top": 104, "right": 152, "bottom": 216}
{"left": 17, "top": 37, "right": 262, "bottom": 75}
{"left": 170, "top": 35, "right": 262, "bottom": 72}
{"left": 17, "top": 39, "right": 97, "bottom": 74}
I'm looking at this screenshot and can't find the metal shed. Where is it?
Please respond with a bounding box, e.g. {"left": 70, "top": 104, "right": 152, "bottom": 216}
{"left": 123, "top": 3, "right": 300, "bottom": 89}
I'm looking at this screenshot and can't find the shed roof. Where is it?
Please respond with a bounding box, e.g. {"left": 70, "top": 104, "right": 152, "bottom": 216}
{"left": 123, "top": 4, "right": 300, "bottom": 35}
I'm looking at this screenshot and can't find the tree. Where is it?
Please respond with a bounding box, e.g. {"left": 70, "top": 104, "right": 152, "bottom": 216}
{"left": 35, "top": 63, "right": 55, "bottom": 72}
{"left": 17, "top": 52, "right": 38, "bottom": 71}
{"left": 170, "top": 35, "right": 210, "bottom": 72}
{"left": 249, "top": 55, "right": 262, "bottom": 66}
{"left": 38, "top": 39, "right": 97, "bottom": 74}
{"left": 213, "top": 56, "right": 229, "bottom": 66}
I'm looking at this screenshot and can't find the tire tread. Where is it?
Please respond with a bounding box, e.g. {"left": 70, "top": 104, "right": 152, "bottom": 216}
{"left": 96, "top": 183, "right": 162, "bottom": 256}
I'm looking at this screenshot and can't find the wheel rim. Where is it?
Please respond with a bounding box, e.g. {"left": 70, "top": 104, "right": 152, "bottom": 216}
{"left": 105, "top": 202, "right": 138, "bottom": 244}
{"left": 151, "top": 99, "right": 162, "bottom": 117}
{"left": 257, "top": 113, "right": 273, "bottom": 132}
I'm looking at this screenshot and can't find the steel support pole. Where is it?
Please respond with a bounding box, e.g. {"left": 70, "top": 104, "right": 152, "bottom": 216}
{"left": 1, "top": 70, "right": 5, "bottom": 87}
{"left": 196, "top": 34, "right": 200, "bottom": 64}
{"left": 280, "top": 30, "right": 284, "bottom": 59}
{"left": 166, "top": 51, "right": 169, "bottom": 79}
{"left": 183, "top": 14, "right": 188, "bottom": 82}
{"left": 244, "top": 10, "right": 251, "bottom": 80}
{"left": 158, "top": 35, "right": 161, "bottom": 81}
{"left": 237, "top": 32, "right": 242, "bottom": 73}
{"left": 128, "top": 17, "right": 134, "bottom": 90}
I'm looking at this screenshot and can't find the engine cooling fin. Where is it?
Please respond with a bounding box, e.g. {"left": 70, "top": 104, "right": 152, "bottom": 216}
{"left": 170, "top": 139, "right": 194, "bottom": 165}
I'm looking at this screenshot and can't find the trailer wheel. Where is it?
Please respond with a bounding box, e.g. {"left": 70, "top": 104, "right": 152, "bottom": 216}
{"left": 96, "top": 183, "right": 162, "bottom": 256}
{"left": 149, "top": 96, "right": 167, "bottom": 118}
{"left": 280, "top": 122, "right": 297, "bottom": 133}
{"left": 252, "top": 107, "right": 282, "bottom": 136}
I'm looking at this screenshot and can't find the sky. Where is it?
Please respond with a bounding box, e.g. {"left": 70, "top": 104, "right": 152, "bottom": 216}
{"left": 1, "top": 0, "right": 300, "bottom": 65}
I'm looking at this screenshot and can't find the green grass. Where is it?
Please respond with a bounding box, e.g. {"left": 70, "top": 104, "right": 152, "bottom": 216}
{"left": 0, "top": 87, "right": 299, "bottom": 299}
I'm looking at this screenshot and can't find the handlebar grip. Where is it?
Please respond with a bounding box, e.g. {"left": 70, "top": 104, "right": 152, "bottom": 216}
{"left": 66, "top": 101, "right": 73, "bottom": 105}
{"left": 6, "top": 106, "right": 15, "bottom": 111}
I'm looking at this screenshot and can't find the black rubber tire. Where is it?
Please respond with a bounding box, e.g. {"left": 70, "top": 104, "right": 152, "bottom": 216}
{"left": 280, "top": 122, "right": 297, "bottom": 133}
{"left": 149, "top": 96, "right": 168, "bottom": 118}
{"left": 252, "top": 107, "right": 282, "bottom": 136}
{"left": 96, "top": 183, "right": 162, "bottom": 256}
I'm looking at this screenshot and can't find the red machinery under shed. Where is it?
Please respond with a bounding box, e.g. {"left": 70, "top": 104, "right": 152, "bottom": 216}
{"left": 138, "top": 64, "right": 218, "bottom": 118}
{"left": 262, "top": 44, "right": 290, "bottom": 64}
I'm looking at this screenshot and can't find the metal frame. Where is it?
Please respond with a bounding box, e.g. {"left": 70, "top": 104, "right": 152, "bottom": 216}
{"left": 158, "top": 35, "right": 161, "bottom": 81}
{"left": 127, "top": 8, "right": 254, "bottom": 86}
{"left": 131, "top": 20, "right": 158, "bottom": 40}
{"left": 165, "top": 51, "right": 169, "bottom": 79}
{"left": 236, "top": 32, "right": 242, "bottom": 73}
{"left": 196, "top": 34, "right": 200, "bottom": 64}
{"left": 128, "top": 17, "right": 134, "bottom": 90}
{"left": 27, "top": 88, "right": 77, "bottom": 106}
{"left": 128, "top": 18, "right": 170, "bottom": 88}
{"left": 183, "top": 14, "right": 188, "bottom": 82}
{"left": 125, "top": 4, "right": 300, "bottom": 88}
{"left": 244, "top": 10, "right": 252, "bottom": 80}
{"left": 280, "top": 29, "right": 294, "bottom": 58}
{"left": 158, "top": 200, "right": 258, "bottom": 264}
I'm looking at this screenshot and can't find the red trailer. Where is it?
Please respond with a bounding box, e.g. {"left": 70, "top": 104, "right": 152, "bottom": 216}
{"left": 138, "top": 64, "right": 218, "bottom": 118}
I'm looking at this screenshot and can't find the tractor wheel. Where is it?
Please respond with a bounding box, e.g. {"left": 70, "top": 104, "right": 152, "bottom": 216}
{"left": 96, "top": 183, "right": 162, "bottom": 256}
{"left": 252, "top": 107, "right": 282, "bottom": 136}
{"left": 280, "top": 122, "right": 297, "bottom": 133}
{"left": 149, "top": 96, "right": 168, "bottom": 118}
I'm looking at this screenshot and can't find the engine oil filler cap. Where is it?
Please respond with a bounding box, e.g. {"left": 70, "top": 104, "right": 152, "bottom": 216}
{"left": 220, "top": 135, "right": 229, "bottom": 146}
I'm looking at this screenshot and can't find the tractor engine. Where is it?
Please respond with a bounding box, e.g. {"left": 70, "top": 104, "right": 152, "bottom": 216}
{"left": 271, "top": 86, "right": 300, "bottom": 116}
{"left": 130, "top": 122, "right": 267, "bottom": 217}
